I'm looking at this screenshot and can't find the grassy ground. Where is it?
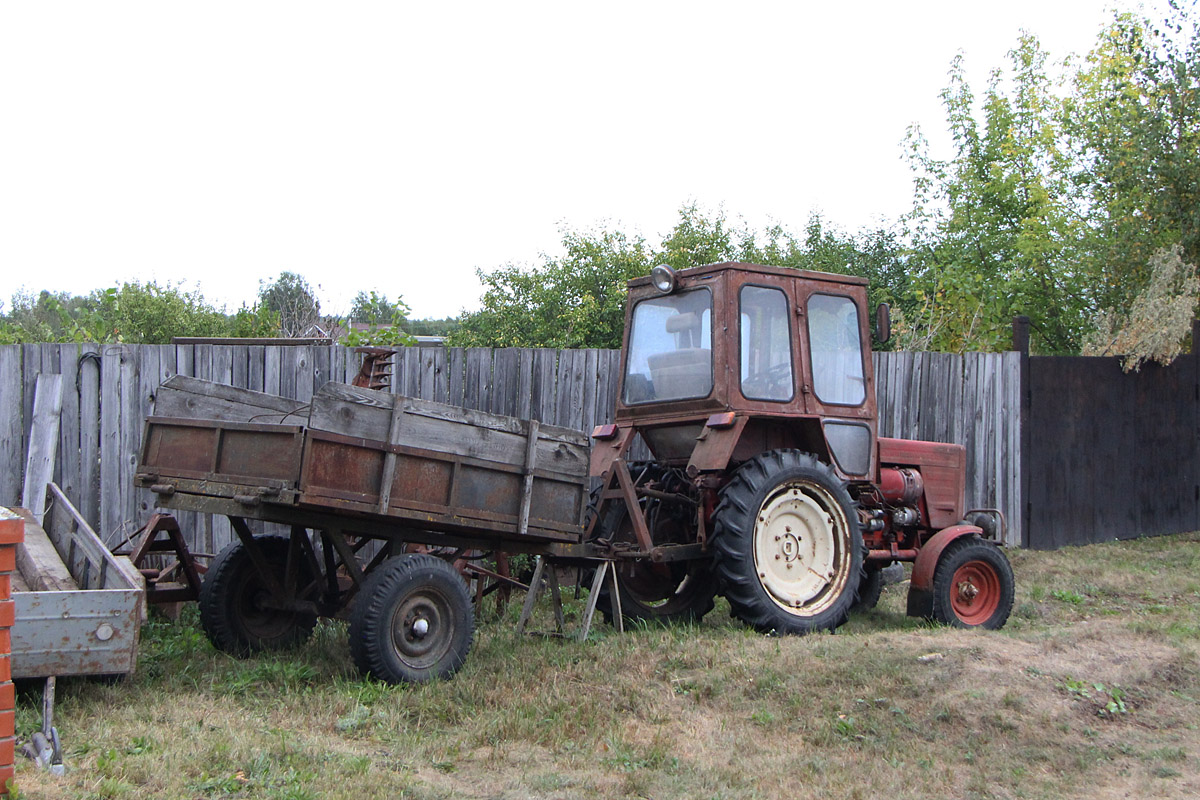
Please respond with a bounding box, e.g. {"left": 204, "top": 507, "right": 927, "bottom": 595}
{"left": 12, "top": 532, "right": 1200, "bottom": 800}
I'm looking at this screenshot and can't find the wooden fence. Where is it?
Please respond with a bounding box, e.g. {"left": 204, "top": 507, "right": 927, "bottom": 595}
{"left": 0, "top": 343, "right": 1022, "bottom": 556}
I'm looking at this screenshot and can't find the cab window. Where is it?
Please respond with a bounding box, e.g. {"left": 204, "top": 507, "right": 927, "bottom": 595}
{"left": 739, "top": 285, "right": 793, "bottom": 401}
{"left": 807, "top": 293, "right": 866, "bottom": 406}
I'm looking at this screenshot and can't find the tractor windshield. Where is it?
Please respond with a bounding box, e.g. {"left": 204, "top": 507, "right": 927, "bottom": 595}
{"left": 624, "top": 288, "right": 713, "bottom": 404}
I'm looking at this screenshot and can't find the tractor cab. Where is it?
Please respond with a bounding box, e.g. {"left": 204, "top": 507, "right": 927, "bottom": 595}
{"left": 594, "top": 262, "right": 881, "bottom": 483}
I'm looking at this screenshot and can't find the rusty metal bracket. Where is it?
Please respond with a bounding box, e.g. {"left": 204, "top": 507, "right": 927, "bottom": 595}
{"left": 127, "top": 513, "right": 205, "bottom": 605}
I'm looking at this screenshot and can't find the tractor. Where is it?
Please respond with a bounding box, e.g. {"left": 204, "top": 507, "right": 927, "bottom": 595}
{"left": 588, "top": 262, "right": 1015, "bottom": 633}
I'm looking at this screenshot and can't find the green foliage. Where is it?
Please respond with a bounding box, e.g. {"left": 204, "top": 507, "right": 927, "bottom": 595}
{"left": 452, "top": 204, "right": 907, "bottom": 349}
{"left": 340, "top": 290, "right": 416, "bottom": 347}
{"left": 0, "top": 282, "right": 278, "bottom": 344}
{"left": 902, "top": 5, "right": 1199, "bottom": 354}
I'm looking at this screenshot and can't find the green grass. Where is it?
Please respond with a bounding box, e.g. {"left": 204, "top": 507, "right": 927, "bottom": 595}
{"left": 13, "top": 531, "right": 1200, "bottom": 799}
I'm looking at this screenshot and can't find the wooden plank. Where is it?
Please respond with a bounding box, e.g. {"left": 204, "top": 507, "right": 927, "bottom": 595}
{"left": 377, "top": 401, "right": 407, "bottom": 513}
{"left": 419, "top": 347, "right": 438, "bottom": 402}
{"left": 309, "top": 383, "right": 589, "bottom": 477}
{"left": 296, "top": 346, "right": 316, "bottom": 404}
{"left": 264, "top": 346, "right": 282, "bottom": 396}
{"left": 134, "top": 345, "right": 161, "bottom": 526}
{"left": 530, "top": 349, "right": 555, "bottom": 424}
{"left": 78, "top": 344, "right": 102, "bottom": 532}
{"left": 40, "top": 344, "right": 64, "bottom": 489}
{"left": 431, "top": 347, "right": 449, "bottom": 404}
{"left": 153, "top": 375, "right": 309, "bottom": 423}
{"left": 21, "top": 374, "right": 63, "bottom": 522}
{"left": 517, "top": 420, "right": 540, "bottom": 535}
{"left": 464, "top": 348, "right": 489, "bottom": 413}
{"left": 516, "top": 349, "right": 534, "bottom": 421}
{"left": 118, "top": 345, "right": 141, "bottom": 543}
{"left": 447, "top": 347, "right": 465, "bottom": 407}
{"left": 21, "top": 344, "right": 43, "bottom": 471}
{"left": 491, "top": 349, "right": 517, "bottom": 417}
{"left": 13, "top": 507, "right": 77, "bottom": 592}
{"left": 0, "top": 347, "right": 24, "bottom": 507}
{"left": 247, "top": 345, "right": 265, "bottom": 392}
{"left": 231, "top": 342, "right": 250, "bottom": 390}
{"left": 581, "top": 349, "right": 600, "bottom": 432}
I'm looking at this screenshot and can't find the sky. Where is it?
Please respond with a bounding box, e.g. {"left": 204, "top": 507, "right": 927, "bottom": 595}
{"left": 1, "top": 1, "right": 1136, "bottom": 321}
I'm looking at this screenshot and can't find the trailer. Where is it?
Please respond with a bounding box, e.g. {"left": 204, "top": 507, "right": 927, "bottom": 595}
{"left": 136, "top": 376, "right": 597, "bottom": 683}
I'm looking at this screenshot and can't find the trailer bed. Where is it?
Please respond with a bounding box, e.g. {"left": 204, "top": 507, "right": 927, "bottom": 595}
{"left": 137, "top": 377, "right": 591, "bottom": 547}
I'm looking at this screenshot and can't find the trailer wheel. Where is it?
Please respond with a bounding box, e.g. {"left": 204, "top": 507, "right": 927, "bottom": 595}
{"left": 199, "top": 535, "right": 317, "bottom": 656}
{"left": 713, "top": 450, "right": 863, "bottom": 634}
{"left": 930, "top": 538, "right": 1014, "bottom": 629}
{"left": 350, "top": 554, "right": 474, "bottom": 684}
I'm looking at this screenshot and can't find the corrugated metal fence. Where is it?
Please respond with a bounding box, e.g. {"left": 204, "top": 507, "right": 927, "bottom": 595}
{"left": 0, "top": 343, "right": 1022, "bottom": 555}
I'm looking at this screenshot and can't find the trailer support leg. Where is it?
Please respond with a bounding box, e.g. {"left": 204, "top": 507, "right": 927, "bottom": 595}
{"left": 516, "top": 557, "right": 622, "bottom": 641}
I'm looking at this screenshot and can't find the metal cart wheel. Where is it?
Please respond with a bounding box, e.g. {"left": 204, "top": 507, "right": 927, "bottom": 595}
{"left": 349, "top": 553, "right": 475, "bottom": 684}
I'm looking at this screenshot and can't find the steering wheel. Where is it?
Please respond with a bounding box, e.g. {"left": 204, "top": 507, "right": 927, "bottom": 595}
{"left": 743, "top": 362, "right": 793, "bottom": 398}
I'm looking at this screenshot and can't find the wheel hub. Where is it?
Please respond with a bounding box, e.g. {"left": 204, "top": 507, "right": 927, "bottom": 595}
{"left": 753, "top": 483, "right": 850, "bottom": 614}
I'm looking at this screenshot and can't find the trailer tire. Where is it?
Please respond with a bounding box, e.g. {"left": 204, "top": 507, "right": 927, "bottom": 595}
{"left": 930, "top": 537, "right": 1014, "bottom": 630}
{"left": 713, "top": 450, "right": 863, "bottom": 634}
{"left": 199, "top": 535, "right": 317, "bottom": 656}
{"left": 350, "top": 554, "right": 474, "bottom": 684}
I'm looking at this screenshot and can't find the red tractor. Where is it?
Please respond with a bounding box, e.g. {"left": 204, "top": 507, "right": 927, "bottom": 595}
{"left": 588, "top": 262, "right": 1014, "bottom": 633}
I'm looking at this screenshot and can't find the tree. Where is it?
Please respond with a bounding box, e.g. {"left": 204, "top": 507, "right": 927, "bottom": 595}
{"left": 1065, "top": 2, "right": 1200, "bottom": 314}
{"left": 349, "top": 291, "right": 408, "bottom": 326}
{"left": 259, "top": 272, "right": 321, "bottom": 337}
{"left": 0, "top": 282, "right": 278, "bottom": 344}
{"left": 452, "top": 205, "right": 907, "bottom": 349}
{"left": 1082, "top": 245, "right": 1199, "bottom": 371}
{"left": 901, "top": 36, "right": 1091, "bottom": 353}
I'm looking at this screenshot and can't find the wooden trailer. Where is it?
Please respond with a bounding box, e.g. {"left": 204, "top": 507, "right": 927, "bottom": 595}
{"left": 135, "top": 376, "right": 597, "bottom": 683}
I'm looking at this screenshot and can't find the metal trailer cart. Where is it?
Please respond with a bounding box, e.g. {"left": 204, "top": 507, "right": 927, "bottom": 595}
{"left": 135, "top": 376, "right": 602, "bottom": 684}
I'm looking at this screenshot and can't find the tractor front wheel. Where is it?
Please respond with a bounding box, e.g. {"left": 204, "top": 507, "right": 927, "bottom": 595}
{"left": 930, "top": 538, "right": 1014, "bottom": 629}
{"left": 712, "top": 450, "right": 863, "bottom": 634}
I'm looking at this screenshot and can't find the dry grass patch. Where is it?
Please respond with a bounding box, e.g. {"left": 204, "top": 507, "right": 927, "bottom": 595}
{"left": 12, "top": 532, "right": 1200, "bottom": 799}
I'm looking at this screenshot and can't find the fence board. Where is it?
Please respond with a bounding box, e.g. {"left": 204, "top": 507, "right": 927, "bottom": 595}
{"left": 0, "top": 347, "right": 22, "bottom": 507}
{"left": 2, "top": 343, "right": 1033, "bottom": 552}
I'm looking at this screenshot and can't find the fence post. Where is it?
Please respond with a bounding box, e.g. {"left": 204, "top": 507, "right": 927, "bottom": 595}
{"left": 1014, "top": 317, "right": 1032, "bottom": 548}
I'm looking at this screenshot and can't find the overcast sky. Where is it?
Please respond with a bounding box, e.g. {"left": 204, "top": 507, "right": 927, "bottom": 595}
{"left": 1, "top": 1, "right": 1135, "bottom": 320}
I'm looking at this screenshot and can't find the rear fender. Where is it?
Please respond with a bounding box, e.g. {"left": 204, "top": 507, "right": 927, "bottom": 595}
{"left": 905, "top": 524, "right": 984, "bottom": 618}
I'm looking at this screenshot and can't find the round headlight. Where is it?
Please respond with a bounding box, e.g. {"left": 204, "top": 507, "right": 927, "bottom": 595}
{"left": 651, "top": 264, "right": 678, "bottom": 293}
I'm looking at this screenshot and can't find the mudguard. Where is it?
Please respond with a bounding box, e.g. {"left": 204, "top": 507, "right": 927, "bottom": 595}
{"left": 905, "top": 523, "right": 984, "bottom": 618}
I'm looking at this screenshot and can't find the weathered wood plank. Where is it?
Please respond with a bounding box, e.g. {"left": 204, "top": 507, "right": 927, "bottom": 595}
{"left": 117, "top": 345, "right": 141, "bottom": 543}
{"left": 0, "top": 348, "right": 24, "bottom": 507}
{"left": 21, "top": 374, "right": 63, "bottom": 521}
{"left": 78, "top": 344, "right": 102, "bottom": 529}
{"left": 153, "top": 375, "right": 309, "bottom": 423}
{"left": 447, "top": 348, "right": 465, "bottom": 407}
{"left": 309, "top": 383, "right": 589, "bottom": 477}
{"left": 99, "top": 345, "right": 123, "bottom": 541}
{"left": 14, "top": 507, "right": 77, "bottom": 592}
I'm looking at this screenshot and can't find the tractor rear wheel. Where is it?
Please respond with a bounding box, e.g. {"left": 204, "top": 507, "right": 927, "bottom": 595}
{"left": 930, "top": 537, "right": 1014, "bottom": 629}
{"left": 713, "top": 450, "right": 863, "bottom": 634}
